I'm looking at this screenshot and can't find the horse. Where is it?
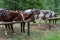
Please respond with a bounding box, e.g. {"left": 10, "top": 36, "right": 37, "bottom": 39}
{"left": 14, "top": 9, "right": 40, "bottom": 33}
{"left": 23, "top": 9, "right": 40, "bottom": 22}
{"left": 0, "top": 8, "right": 23, "bottom": 36}
{"left": 38, "top": 10, "right": 58, "bottom": 25}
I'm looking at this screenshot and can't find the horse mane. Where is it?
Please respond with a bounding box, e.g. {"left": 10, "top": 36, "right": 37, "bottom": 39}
{"left": 7, "top": 10, "right": 19, "bottom": 16}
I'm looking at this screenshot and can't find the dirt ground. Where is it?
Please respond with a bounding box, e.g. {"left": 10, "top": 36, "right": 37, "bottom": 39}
{"left": 30, "top": 23, "right": 57, "bottom": 30}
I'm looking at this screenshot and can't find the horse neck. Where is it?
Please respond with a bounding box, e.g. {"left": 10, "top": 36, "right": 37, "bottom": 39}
{"left": 22, "top": 13, "right": 31, "bottom": 20}
{"left": 5, "top": 11, "right": 18, "bottom": 21}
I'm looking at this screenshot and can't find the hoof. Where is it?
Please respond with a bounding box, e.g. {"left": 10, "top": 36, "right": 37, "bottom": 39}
{"left": 23, "top": 31, "right": 25, "bottom": 33}
{"left": 5, "top": 32, "right": 8, "bottom": 36}
{"left": 12, "top": 33, "right": 16, "bottom": 36}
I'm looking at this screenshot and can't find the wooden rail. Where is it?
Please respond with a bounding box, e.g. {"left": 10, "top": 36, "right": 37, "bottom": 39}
{"left": 0, "top": 21, "right": 29, "bottom": 25}
{"left": 48, "top": 17, "right": 60, "bottom": 20}
{"left": 48, "top": 17, "right": 60, "bottom": 30}
{"left": 0, "top": 20, "right": 31, "bottom": 36}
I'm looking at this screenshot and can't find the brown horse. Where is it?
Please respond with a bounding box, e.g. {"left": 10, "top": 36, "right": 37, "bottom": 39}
{"left": 0, "top": 9, "right": 23, "bottom": 35}
{"left": 14, "top": 11, "right": 34, "bottom": 33}
{"left": 14, "top": 9, "right": 40, "bottom": 33}
{"left": 4, "top": 9, "right": 40, "bottom": 35}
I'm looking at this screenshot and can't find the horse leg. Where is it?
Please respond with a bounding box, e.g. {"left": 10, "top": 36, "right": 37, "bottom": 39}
{"left": 33, "top": 20, "right": 36, "bottom": 23}
{"left": 55, "top": 19, "right": 57, "bottom": 25}
{"left": 10, "top": 24, "right": 15, "bottom": 35}
{"left": 38, "top": 19, "right": 41, "bottom": 27}
{"left": 43, "top": 19, "right": 47, "bottom": 28}
{"left": 32, "top": 17, "right": 36, "bottom": 23}
{"left": 53, "top": 19, "right": 57, "bottom": 25}
{"left": 44, "top": 19, "right": 48, "bottom": 25}
{"left": 53, "top": 20, "right": 55, "bottom": 24}
{"left": 21, "top": 22, "right": 23, "bottom": 32}
{"left": 22, "top": 22, "right": 25, "bottom": 33}
{"left": 7, "top": 24, "right": 11, "bottom": 30}
{"left": 5, "top": 24, "right": 8, "bottom": 36}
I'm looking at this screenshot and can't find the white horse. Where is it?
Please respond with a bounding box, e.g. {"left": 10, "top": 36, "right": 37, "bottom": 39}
{"left": 38, "top": 10, "right": 57, "bottom": 25}
{"left": 39, "top": 10, "right": 56, "bottom": 19}
{"left": 23, "top": 9, "right": 32, "bottom": 13}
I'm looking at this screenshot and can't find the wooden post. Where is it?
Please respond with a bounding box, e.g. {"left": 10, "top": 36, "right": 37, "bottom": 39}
{"left": 53, "top": 20, "right": 55, "bottom": 24}
{"left": 22, "top": 22, "right": 25, "bottom": 33}
{"left": 27, "top": 22, "right": 30, "bottom": 36}
{"left": 21, "top": 23, "right": 23, "bottom": 32}
{"left": 49, "top": 20, "right": 51, "bottom": 30}
{"left": 55, "top": 19, "right": 57, "bottom": 25}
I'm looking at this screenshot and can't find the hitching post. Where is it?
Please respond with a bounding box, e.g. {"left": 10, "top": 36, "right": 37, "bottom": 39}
{"left": 27, "top": 22, "right": 30, "bottom": 36}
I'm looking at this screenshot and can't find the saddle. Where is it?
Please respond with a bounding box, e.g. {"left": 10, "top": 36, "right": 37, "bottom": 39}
{"left": 0, "top": 10, "right": 8, "bottom": 21}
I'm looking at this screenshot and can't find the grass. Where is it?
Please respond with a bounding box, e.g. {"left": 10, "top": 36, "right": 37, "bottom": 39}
{"left": 0, "top": 17, "right": 60, "bottom": 40}
{"left": 7, "top": 25, "right": 60, "bottom": 40}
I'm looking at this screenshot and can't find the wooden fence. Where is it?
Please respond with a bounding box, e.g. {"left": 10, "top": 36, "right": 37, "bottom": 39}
{"left": 48, "top": 17, "right": 60, "bottom": 29}
{"left": 0, "top": 20, "right": 31, "bottom": 36}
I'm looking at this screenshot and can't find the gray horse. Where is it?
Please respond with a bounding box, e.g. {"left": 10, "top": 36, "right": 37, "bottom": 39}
{"left": 38, "top": 10, "right": 58, "bottom": 25}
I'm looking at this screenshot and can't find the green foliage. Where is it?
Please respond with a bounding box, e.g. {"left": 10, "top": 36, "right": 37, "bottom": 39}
{"left": 0, "top": 0, "right": 5, "bottom": 8}
{"left": 0, "top": 0, "right": 60, "bottom": 14}
{"left": 2, "top": 0, "right": 19, "bottom": 10}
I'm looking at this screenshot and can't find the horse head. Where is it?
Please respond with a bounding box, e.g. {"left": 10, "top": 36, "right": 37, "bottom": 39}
{"left": 30, "top": 9, "right": 40, "bottom": 23}
{"left": 31, "top": 9, "right": 40, "bottom": 19}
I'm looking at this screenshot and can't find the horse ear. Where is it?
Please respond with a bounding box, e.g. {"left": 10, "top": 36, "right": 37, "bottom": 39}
{"left": 17, "top": 10, "right": 19, "bottom": 13}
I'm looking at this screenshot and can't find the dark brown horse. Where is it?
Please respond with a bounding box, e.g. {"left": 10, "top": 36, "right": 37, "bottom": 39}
{"left": 14, "top": 9, "right": 40, "bottom": 33}
{"left": 14, "top": 11, "right": 34, "bottom": 33}
{"left": 0, "top": 9, "right": 23, "bottom": 35}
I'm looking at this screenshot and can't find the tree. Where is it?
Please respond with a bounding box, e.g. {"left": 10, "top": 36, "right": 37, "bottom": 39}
{"left": 3, "top": 0, "right": 19, "bottom": 10}
{"left": 0, "top": 0, "right": 5, "bottom": 8}
{"left": 1, "top": 0, "right": 60, "bottom": 14}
